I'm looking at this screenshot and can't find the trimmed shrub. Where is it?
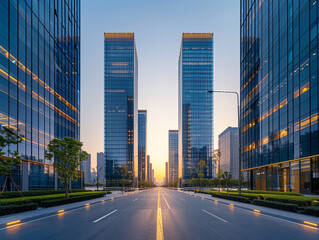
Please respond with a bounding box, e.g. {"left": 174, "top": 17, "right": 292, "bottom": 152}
{"left": 0, "top": 189, "right": 90, "bottom": 199}
{"left": 242, "top": 190, "right": 302, "bottom": 196}
{"left": 0, "top": 203, "right": 38, "bottom": 216}
{"left": 41, "top": 193, "right": 105, "bottom": 208}
{"left": 252, "top": 199, "right": 299, "bottom": 212}
{"left": 263, "top": 195, "right": 312, "bottom": 207}
{"left": 106, "top": 191, "right": 112, "bottom": 194}
{"left": 211, "top": 193, "right": 251, "bottom": 204}
{"left": 298, "top": 206, "right": 319, "bottom": 217}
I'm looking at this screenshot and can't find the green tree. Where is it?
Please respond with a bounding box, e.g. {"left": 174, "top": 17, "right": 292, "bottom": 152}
{"left": 196, "top": 160, "right": 207, "bottom": 189}
{"left": 120, "top": 165, "right": 128, "bottom": 194}
{"left": 214, "top": 150, "right": 222, "bottom": 193}
{"left": 0, "top": 127, "right": 23, "bottom": 192}
{"left": 45, "top": 137, "right": 88, "bottom": 198}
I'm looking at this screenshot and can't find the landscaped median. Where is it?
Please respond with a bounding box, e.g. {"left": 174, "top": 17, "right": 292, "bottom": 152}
{"left": 0, "top": 190, "right": 112, "bottom": 216}
{"left": 195, "top": 190, "right": 319, "bottom": 217}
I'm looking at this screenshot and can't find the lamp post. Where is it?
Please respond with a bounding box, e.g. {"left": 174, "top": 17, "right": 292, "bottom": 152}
{"left": 207, "top": 90, "right": 241, "bottom": 195}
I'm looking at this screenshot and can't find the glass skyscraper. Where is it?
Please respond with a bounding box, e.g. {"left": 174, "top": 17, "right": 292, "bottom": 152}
{"left": 168, "top": 130, "right": 178, "bottom": 184}
{"left": 0, "top": 0, "right": 82, "bottom": 190}
{"left": 104, "top": 32, "right": 138, "bottom": 187}
{"left": 178, "top": 33, "right": 214, "bottom": 185}
{"left": 138, "top": 110, "right": 147, "bottom": 181}
{"left": 241, "top": 0, "right": 319, "bottom": 193}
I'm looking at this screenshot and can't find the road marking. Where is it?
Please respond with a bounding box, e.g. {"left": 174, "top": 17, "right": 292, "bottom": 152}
{"left": 162, "top": 193, "right": 171, "bottom": 209}
{"left": 179, "top": 198, "right": 185, "bottom": 201}
{"left": 93, "top": 210, "right": 118, "bottom": 223}
{"left": 202, "top": 209, "right": 228, "bottom": 223}
{"left": 157, "top": 189, "right": 164, "bottom": 240}
{"left": 133, "top": 198, "right": 138, "bottom": 202}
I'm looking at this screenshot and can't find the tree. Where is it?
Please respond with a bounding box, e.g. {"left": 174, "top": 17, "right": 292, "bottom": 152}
{"left": 223, "top": 171, "right": 230, "bottom": 195}
{"left": 45, "top": 137, "right": 88, "bottom": 198}
{"left": 196, "top": 160, "right": 207, "bottom": 189}
{"left": 214, "top": 150, "right": 222, "bottom": 193}
{"left": 120, "top": 165, "right": 128, "bottom": 194}
{"left": 92, "top": 166, "right": 103, "bottom": 190}
{"left": 0, "top": 127, "right": 23, "bottom": 192}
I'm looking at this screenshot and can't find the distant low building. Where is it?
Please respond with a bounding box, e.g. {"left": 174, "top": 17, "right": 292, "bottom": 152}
{"left": 97, "top": 152, "right": 105, "bottom": 184}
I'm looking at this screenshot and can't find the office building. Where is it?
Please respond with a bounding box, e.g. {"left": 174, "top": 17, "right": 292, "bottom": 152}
{"left": 81, "top": 154, "right": 92, "bottom": 184}
{"left": 147, "top": 155, "right": 151, "bottom": 182}
{"left": 178, "top": 33, "right": 214, "bottom": 184}
{"left": 0, "top": 0, "right": 82, "bottom": 190}
{"left": 218, "top": 127, "right": 239, "bottom": 179}
{"left": 168, "top": 130, "right": 178, "bottom": 183}
{"left": 104, "top": 32, "right": 138, "bottom": 187}
{"left": 165, "top": 162, "right": 168, "bottom": 185}
{"left": 97, "top": 152, "right": 105, "bottom": 184}
{"left": 241, "top": 1, "right": 319, "bottom": 193}
{"left": 138, "top": 110, "right": 147, "bottom": 181}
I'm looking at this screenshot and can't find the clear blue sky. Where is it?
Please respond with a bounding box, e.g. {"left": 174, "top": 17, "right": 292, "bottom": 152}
{"left": 81, "top": 0, "right": 240, "bottom": 182}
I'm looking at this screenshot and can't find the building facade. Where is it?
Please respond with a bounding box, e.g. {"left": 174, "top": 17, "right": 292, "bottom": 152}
{"left": 104, "top": 32, "right": 138, "bottom": 187}
{"left": 241, "top": 0, "right": 319, "bottom": 193}
{"left": 218, "top": 127, "right": 239, "bottom": 179}
{"left": 168, "top": 130, "right": 178, "bottom": 183}
{"left": 147, "top": 155, "right": 151, "bottom": 182}
{"left": 97, "top": 152, "right": 105, "bottom": 184}
{"left": 138, "top": 110, "right": 147, "bottom": 181}
{"left": 81, "top": 154, "right": 91, "bottom": 184}
{"left": 165, "top": 162, "right": 168, "bottom": 185}
{"left": 0, "top": 0, "right": 82, "bottom": 191}
{"left": 178, "top": 33, "right": 214, "bottom": 185}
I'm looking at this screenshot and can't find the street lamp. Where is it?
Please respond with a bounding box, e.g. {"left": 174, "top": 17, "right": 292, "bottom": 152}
{"left": 207, "top": 90, "right": 242, "bottom": 195}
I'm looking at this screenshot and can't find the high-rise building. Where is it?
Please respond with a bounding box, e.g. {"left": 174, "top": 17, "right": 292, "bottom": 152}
{"left": 97, "top": 152, "right": 105, "bottom": 184}
{"left": 138, "top": 110, "right": 147, "bottom": 181}
{"left": 147, "top": 155, "right": 151, "bottom": 182}
{"left": 218, "top": 127, "right": 239, "bottom": 179}
{"left": 178, "top": 33, "right": 214, "bottom": 185}
{"left": 168, "top": 130, "right": 178, "bottom": 183}
{"left": 104, "top": 32, "right": 138, "bottom": 187}
{"left": 0, "top": 0, "right": 82, "bottom": 191}
{"left": 165, "top": 162, "right": 168, "bottom": 185}
{"left": 150, "top": 162, "right": 154, "bottom": 183}
{"left": 81, "top": 154, "right": 92, "bottom": 184}
{"left": 241, "top": 1, "right": 319, "bottom": 193}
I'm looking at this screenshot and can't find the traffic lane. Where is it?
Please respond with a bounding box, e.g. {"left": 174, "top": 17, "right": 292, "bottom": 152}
{"left": 162, "top": 189, "right": 319, "bottom": 240}
{"left": 0, "top": 190, "right": 151, "bottom": 240}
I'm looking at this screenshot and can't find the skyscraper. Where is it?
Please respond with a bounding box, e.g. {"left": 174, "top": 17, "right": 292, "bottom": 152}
{"left": 241, "top": 1, "right": 319, "bottom": 193}
{"left": 168, "top": 130, "right": 178, "bottom": 184}
{"left": 138, "top": 110, "right": 147, "bottom": 181}
{"left": 147, "top": 155, "right": 151, "bottom": 182}
{"left": 81, "top": 154, "right": 92, "bottom": 184}
{"left": 104, "top": 32, "right": 138, "bottom": 187}
{"left": 97, "top": 152, "right": 105, "bottom": 184}
{"left": 218, "top": 127, "right": 239, "bottom": 179}
{"left": 0, "top": 0, "right": 82, "bottom": 190}
{"left": 165, "top": 162, "right": 168, "bottom": 185}
{"left": 178, "top": 33, "right": 214, "bottom": 185}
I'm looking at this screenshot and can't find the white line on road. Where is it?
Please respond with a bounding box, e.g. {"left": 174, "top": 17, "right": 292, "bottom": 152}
{"left": 163, "top": 194, "right": 171, "bottom": 209}
{"left": 202, "top": 209, "right": 228, "bottom": 223}
{"left": 93, "top": 210, "right": 118, "bottom": 223}
{"left": 133, "top": 198, "right": 138, "bottom": 202}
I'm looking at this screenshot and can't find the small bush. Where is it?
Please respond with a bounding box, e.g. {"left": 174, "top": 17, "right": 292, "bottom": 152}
{"left": 211, "top": 193, "right": 251, "bottom": 204}
{"left": 41, "top": 193, "right": 105, "bottom": 208}
{"left": 0, "top": 203, "right": 38, "bottom": 216}
{"left": 252, "top": 199, "right": 299, "bottom": 212}
{"left": 298, "top": 206, "right": 319, "bottom": 217}
{"left": 263, "top": 195, "right": 312, "bottom": 207}
{"left": 106, "top": 191, "right": 112, "bottom": 194}
{"left": 0, "top": 189, "right": 90, "bottom": 199}
{"left": 242, "top": 190, "right": 302, "bottom": 196}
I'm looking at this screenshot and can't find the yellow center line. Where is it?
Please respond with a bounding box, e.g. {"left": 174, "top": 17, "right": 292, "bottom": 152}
{"left": 156, "top": 188, "right": 164, "bottom": 240}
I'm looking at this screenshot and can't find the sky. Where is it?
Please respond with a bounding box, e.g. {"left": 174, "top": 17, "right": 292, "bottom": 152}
{"left": 81, "top": 0, "right": 240, "bottom": 183}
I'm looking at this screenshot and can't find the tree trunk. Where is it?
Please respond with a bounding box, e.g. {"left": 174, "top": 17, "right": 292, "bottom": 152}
{"left": 226, "top": 179, "right": 229, "bottom": 196}
{"left": 65, "top": 181, "right": 69, "bottom": 198}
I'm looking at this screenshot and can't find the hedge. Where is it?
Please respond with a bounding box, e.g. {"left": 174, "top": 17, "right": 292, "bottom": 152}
{"left": 211, "top": 193, "right": 251, "bottom": 204}
{"left": 242, "top": 190, "right": 302, "bottom": 196}
{"left": 0, "top": 203, "right": 38, "bottom": 216}
{"left": 298, "top": 206, "right": 319, "bottom": 217}
{"left": 0, "top": 191, "right": 106, "bottom": 206}
{"left": 252, "top": 199, "right": 299, "bottom": 212}
{"left": 41, "top": 193, "right": 105, "bottom": 208}
{"left": 0, "top": 189, "right": 90, "bottom": 199}
{"left": 263, "top": 195, "right": 313, "bottom": 207}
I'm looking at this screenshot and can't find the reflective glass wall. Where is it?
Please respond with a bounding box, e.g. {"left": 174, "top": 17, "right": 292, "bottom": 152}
{"left": 241, "top": 0, "right": 319, "bottom": 193}
{"left": 104, "top": 33, "right": 138, "bottom": 187}
{"left": 138, "top": 110, "right": 147, "bottom": 181}
{"left": 0, "top": 0, "right": 81, "bottom": 190}
{"left": 178, "top": 33, "right": 214, "bottom": 184}
{"left": 168, "top": 130, "right": 178, "bottom": 183}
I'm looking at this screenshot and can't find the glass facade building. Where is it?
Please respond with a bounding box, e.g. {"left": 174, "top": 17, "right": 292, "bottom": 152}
{"left": 241, "top": 0, "right": 319, "bottom": 193}
{"left": 0, "top": 0, "right": 82, "bottom": 191}
{"left": 178, "top": 33, "right": 214, "bottom": 184}
{"left": 138, "top": 110, "right": 147, "bottom": 181}
{"left": 104, "top": 32, "right": 138, "bottom": 187}
{"left": 168, "top": 130, "right": 178, "bottom": 183}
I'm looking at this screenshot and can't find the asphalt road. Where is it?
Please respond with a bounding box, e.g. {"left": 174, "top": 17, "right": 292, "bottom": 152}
{"left": 0, "top": 188, "right": 318, "bottom": 240}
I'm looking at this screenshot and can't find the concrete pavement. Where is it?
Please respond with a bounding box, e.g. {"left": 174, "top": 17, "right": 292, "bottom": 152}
{"left": 0, "top": 188, "right": 318, "bottom": 240}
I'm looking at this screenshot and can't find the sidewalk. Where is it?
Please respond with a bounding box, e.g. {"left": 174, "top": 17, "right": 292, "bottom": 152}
{"left": 180, "top": 190, "right": 319, "bottom": 228}
{"left": 0, "top": 190, "right": 142, "bottom": 228}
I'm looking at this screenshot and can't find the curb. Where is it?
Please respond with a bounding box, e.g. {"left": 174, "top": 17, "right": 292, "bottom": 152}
{"left": 181, "top": 191, "right": 319, "bottom": 229}
{"left": 0, "top": 190, "right": 143, "bottom": 229}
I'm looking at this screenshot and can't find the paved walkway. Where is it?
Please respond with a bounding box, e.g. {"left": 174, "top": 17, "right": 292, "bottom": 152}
{"left": 180, "top": 190, "right": 319, "bottom": 226}
{"left": 0, "top": 190, "right": 142, "bottom": 227}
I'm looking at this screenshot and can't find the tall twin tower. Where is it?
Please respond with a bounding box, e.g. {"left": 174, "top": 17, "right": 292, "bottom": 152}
{"left": 104, "top": 33, "right": 214, "bottom": 186}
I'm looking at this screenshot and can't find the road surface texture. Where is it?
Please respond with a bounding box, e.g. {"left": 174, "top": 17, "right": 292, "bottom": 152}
{"left": 0, "top": 188, "right": 318, "bottom": 240}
